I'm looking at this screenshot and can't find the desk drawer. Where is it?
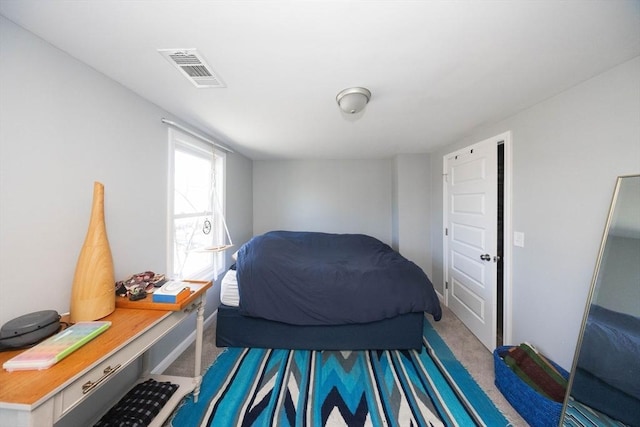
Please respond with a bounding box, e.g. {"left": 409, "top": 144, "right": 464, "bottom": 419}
{"left": 56, "top": 351, "right": 127, "bottom": 418}
{"left": 54, "top": 310, "right": 188, "bottom": 420}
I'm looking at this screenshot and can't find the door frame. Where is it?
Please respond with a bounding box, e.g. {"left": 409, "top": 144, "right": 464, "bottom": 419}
{"left": 442, "top": 131, "right": 513, "bottom": 346}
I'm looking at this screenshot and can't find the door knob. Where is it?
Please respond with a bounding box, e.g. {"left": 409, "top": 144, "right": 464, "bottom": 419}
{"left": 480, "top": 254, "right": 491, "bottom": 261}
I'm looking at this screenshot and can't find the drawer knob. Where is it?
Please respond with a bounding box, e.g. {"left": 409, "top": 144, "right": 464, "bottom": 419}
{"left": 82, "top": 364, "right": 121, "bottom": 394}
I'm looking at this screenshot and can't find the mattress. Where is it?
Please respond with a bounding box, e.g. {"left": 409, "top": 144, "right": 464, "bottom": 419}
{"left": 220, "top": 269, "right": 239, "bottom": 307}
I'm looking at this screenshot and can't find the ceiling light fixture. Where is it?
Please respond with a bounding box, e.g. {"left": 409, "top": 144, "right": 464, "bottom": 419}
{"left": 336, "top": 87, "right": 371, "bottom": 114}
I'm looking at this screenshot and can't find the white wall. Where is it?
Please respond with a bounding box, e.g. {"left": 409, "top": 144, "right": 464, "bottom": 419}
{"left": 393, "top": 154, "right": 433, "bottom": 278}
{"left": 0, "top": 12, "right": 254, "bottom": 359}
{"left": 1, "top": 15, "right": 254, "bottom": 423}
{"left": 253, "top": 157, "right": 434, "bottom": 277}
{"left": 429, "top": 56, "right": 640, "bottom": 369}
{"left": 253, "top": 159, "right": 393, "bottom": 245}
{"left": 1, "top": 16, "right": 161, "bottom": 325}
{"left": 212, "top": 150, "right": 253, "bottom": 307}
{"left": 596, "top": 235, "right": 640, "bottom": 316}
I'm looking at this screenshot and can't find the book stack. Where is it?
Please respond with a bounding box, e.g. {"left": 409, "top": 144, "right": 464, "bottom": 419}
{"left": 152, "top": 281, "right": 191, "bottom": 304}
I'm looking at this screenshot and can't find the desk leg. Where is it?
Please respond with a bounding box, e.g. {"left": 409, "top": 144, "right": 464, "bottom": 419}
{"left": 193, "top": 296, "right": 205, "bottom": 403}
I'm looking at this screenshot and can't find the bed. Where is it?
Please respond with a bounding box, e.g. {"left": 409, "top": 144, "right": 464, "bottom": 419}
{"left": 215, "top": 231, "right": 442, "bottom": 350}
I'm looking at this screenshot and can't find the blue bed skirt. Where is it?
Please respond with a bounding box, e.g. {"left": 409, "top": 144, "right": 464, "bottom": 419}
{"left": 215, "top": 304, "right": 425, "bottom": 350}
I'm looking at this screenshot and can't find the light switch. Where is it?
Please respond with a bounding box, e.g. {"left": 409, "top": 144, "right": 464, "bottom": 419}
{"left": 514, "top": 232, "right": 525, "bottom": 247}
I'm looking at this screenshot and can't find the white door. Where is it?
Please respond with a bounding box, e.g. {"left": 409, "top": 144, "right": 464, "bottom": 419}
{"left": 444, "top": 138, "right": 497, "bottom": 351}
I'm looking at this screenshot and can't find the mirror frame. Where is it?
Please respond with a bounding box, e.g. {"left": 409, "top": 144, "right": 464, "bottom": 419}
{"left": 559, "top": 173, "right": 640, "bottom": 425}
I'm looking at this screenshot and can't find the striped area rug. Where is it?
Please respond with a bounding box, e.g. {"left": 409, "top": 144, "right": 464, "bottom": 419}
{"left": 170, "top": 319, "right": 508, "bottom": 426}
{"left": 562, "top": 398, "right": 627, "bottom": 427}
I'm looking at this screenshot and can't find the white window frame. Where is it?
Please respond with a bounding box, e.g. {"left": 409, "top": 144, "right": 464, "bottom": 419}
{"left": 167, "top": 128, "right": 226, "bottom": 280}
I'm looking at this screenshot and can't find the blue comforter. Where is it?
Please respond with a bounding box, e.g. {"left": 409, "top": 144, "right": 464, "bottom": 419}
{"left": 577, "top": 304, "right": 640, "bottom": 400}
{"left": 573, "top": 304, "right": 640, "bottom": 425}
{"left": 236, "top": 231, "right": 442, "bottom": 325}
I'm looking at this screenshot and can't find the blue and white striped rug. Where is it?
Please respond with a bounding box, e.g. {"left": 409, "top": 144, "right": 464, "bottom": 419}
{"left": 563, "top": 398, "right": 627, "bottom": 427}
{"left": 170, "top": 319, "right": 508, "bottom": 426}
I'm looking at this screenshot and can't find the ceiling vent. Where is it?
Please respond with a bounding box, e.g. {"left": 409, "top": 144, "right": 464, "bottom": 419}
{"left": 158, "top": 49, "right": 225, "bottom": 88}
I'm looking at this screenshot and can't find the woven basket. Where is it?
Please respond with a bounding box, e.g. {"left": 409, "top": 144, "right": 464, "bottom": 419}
{"left": 493, "top": 345, "right": 569, "bottom": 427}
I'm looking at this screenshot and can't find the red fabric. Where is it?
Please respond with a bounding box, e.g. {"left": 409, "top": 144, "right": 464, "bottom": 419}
{"left": 508, "top": 347, "right": 566, "bottom": 402}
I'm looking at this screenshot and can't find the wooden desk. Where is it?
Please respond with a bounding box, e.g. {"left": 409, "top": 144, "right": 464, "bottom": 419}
{"left": 0, "top": 281, "right": 211, "bottom": 427}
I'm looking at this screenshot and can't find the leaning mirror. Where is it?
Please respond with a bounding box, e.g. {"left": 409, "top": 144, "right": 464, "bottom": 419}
{"left": 560, "top": 174, "right": 640, "bottom": 426}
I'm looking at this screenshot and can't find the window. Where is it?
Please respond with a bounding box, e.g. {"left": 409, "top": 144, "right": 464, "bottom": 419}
{"left": 168, "top": 129, "right": 226, "bottom": 280}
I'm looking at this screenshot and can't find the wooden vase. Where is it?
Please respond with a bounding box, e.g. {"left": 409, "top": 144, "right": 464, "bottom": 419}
{"left": 70, "top": 182, "right": 115, "bottom": 322}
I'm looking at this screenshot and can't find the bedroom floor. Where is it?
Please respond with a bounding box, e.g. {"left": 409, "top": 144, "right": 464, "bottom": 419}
{"left": 163, "top": 304, "right": 527, "bottom": 426}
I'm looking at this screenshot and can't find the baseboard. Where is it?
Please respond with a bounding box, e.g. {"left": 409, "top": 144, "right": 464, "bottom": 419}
{"left": 151, "top": 308, "right": 218, "bottom": 374}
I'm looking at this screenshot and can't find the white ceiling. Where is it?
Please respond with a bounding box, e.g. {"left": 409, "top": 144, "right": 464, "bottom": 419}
{"left": 1, "top": 1, "right": 639, "bottom": 160}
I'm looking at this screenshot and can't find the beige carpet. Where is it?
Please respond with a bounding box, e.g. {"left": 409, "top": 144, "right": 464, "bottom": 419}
{"left": 429, "top": 305, "right": 527, "bottom": 426}
{"left": 164, "top": 305, "right": 527, "bottom": 426}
